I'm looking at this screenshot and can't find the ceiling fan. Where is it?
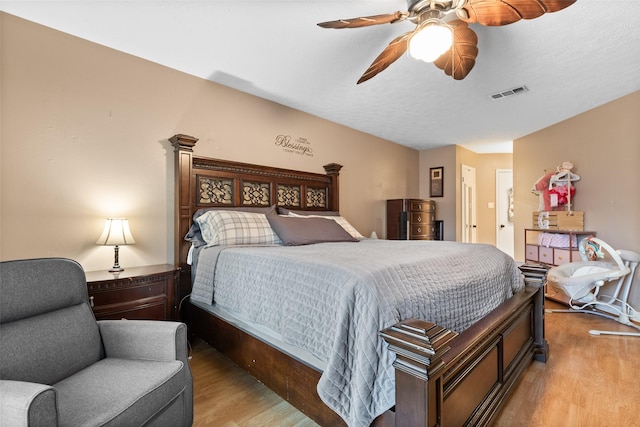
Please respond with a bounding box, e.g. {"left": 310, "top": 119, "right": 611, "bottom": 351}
{"left": 317, "top": 0, "right": 576, "bottom": 83}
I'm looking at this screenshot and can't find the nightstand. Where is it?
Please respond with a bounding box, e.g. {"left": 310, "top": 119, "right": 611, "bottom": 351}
{"left": 85, "top": 264, "right": 180, "bottom": 321}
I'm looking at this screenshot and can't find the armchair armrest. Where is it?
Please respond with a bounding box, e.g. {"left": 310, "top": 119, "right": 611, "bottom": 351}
{"left": 0, "top": 380, "right": 57, "bottom": 427}
{"left": 98, "top": 320, "right": 189, "bottom": 363}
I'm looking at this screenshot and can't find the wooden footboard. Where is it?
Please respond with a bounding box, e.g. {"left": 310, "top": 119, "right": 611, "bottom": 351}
{"left": 382, "top": 284, "right": 547, "bottom": 427}
{"left": 186, "top": 283, "right": 546, "bottom": 427}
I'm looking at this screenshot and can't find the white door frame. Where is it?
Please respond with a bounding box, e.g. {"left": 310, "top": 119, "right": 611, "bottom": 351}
{"left": 461, "top": 165, "right": 477, "bottom": 243}
{"left": 495, "top": 169, "right": 514, "bottom": 257}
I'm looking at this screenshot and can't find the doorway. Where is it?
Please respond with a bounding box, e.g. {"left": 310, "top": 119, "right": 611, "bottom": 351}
{"left": 496, "top": 169, "right": 514, "bottom": 257}
{"left": 461, "top": 165, "right": 477, "bottom": 243}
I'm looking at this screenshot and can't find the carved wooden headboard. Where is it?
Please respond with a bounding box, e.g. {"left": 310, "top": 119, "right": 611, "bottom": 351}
{"left": 170, "top": 134, "right": 342, "bottom": 273}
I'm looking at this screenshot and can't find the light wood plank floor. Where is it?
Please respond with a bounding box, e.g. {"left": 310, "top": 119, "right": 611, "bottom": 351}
{"left": 190, "top": 300, "right": 640, "bottom": 426}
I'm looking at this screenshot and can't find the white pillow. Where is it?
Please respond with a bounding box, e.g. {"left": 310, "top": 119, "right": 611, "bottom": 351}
{"left": 195, "top": 210, "right": 282, "bottom": 246}
{"left": 288, "top": 212, "right": 364, "bottom": 239}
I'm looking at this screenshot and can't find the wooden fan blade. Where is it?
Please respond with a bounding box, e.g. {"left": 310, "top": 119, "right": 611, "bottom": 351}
{"left": 433, "top": 20, "right": 479, "bottom": 80}
{"left": 457, "top": 0, "right": 576, "bottom": 26}
{"left": 318, "top": 11, "right": 408, "bottom": 29}
{"left": 357, "top": 32, "right": 412, "bottom": 84}
{"left": 537, "top": 0, "right": 577, "bottom": 12}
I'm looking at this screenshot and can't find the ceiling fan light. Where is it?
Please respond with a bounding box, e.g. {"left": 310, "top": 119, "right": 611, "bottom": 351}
{"left": 409, "top": 23, "right": 452, "bottom": 62}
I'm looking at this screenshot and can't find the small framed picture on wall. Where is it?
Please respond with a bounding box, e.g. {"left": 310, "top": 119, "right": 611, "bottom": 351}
{"left": 430, "top": 167, "right": 444, "bottom": 197}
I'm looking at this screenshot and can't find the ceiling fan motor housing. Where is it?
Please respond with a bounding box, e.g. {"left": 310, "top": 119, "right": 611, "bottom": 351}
{"left": 407, "top": 0, "right": 463, "bottom": 16}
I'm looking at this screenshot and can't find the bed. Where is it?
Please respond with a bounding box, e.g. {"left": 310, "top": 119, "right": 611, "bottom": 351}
{"left": 170, "top": 134, "right": 548, "bottom": 426}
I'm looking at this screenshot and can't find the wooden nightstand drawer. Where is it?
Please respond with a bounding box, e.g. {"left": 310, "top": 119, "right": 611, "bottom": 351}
{"left": 85, "top": 264, "right": 179, "bottom": 321}
{"left": 91, "top": 297, "right": 167, "bottom": 320}
{"left": 90, "top": 282, "right": 166, "bottom": 307}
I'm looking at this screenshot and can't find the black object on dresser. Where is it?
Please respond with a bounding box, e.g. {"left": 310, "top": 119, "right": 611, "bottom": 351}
{"left": 386, "top": 198, "right": 436, "bottom": 240}
{"left": 85, "top": 264, "right": 180, "bottom": 321}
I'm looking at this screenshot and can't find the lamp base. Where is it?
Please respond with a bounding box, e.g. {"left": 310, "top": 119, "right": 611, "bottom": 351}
{"left": 109, "top": 245, "right": 124, "bottom": 273}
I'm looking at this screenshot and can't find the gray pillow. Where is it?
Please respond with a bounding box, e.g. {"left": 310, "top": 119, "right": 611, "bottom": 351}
{"left": 277, "top": 207, "right": 339, "bottom": 216}
{"left": 266, "top": 215, "right": 358, "bottom": 246}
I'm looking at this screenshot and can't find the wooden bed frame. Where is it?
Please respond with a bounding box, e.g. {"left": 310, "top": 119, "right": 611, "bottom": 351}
{"left": 170, "top": 134, "right": 549, "bottom": 427}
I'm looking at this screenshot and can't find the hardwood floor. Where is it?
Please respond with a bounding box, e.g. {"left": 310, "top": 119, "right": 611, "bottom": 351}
{"left": 190, "top": 338, "right": 316, "bottom": 427}
{"left": 493, "top": 300, "right": 640, "bottom": 427}
{"left": 190, "top": 300, "right": 640, "bottom": 426}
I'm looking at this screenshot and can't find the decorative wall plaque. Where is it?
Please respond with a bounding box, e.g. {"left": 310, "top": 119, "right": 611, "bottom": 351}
{"left": 275, "top": 135, "right": 314, "bottom": 157}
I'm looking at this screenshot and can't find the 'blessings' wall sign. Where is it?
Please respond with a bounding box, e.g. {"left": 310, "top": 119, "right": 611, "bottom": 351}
{"left": 275, "top": 135, "right": 313, "bottom": 157}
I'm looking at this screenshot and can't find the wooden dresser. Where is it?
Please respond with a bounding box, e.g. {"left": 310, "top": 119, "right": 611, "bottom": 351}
{"left": 386, "top": 198, "right": 436, "bottom": 240}
{"left": 85, "top": 264, "right": 179, "bottom": 321}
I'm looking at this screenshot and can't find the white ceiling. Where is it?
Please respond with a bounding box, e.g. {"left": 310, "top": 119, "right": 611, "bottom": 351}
{"left": 2, "top": 1, "right": 639, "bottom": 153}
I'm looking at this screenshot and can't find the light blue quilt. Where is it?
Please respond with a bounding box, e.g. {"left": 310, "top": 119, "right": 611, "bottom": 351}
{"left": 191, "top": 239, "right": 523, "bottom": 426}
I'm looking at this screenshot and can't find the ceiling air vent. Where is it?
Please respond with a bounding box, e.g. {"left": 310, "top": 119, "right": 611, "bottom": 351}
{"left": 489, "top": 85, "right": 529, "bottom": 100}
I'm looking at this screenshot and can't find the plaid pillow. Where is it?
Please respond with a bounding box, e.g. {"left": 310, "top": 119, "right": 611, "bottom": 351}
{"left": 195, "top": 210, "right": 282, "bottom": 246}
{"left": 185, "top": 205, "right": 276, "bottom": 247}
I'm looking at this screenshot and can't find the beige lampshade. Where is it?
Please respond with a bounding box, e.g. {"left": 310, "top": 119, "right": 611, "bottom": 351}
{"left": 96, "top": 218, "right": 136, "bottom": 246}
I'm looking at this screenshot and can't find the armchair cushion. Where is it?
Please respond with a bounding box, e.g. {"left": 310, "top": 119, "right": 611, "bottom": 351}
{"left": 54, "top": 358, "right": 186, "bottom": 427}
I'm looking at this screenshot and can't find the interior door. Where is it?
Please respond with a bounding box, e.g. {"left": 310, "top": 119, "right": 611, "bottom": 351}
{"left": 461, "top": 165, "right": 477, "bottom": 243}
{"left": 496, "top": 169, "right": 515, "bottom": 257}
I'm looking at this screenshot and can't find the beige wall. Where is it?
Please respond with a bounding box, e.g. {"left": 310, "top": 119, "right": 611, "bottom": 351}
{"left": 418, "top": 145, "right": 457, "bottom": 241}
{"left": 475, "top": 154, "right": 513, "bottom": 245}
{"left": 514, "top": 90, "right": 640, "bottom": 307}
{"left": 0, "top": 13, "right": 418, "bottom": 271}
{"left": 419, "top": 145, "right": 512, "bottom": 245}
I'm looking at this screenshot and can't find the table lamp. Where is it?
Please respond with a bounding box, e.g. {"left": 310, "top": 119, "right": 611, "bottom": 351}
{"left": 96, "top": 218, "right": 136, "bottom": 272}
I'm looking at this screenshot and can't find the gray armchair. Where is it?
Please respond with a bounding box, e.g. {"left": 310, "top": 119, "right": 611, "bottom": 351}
{"left": 0, "top": 258, "right": 193, "bottom": 427}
